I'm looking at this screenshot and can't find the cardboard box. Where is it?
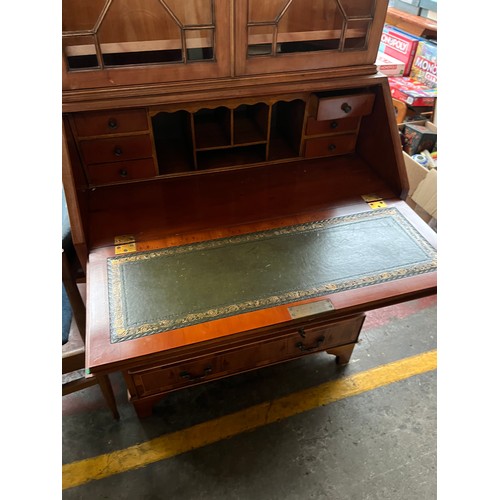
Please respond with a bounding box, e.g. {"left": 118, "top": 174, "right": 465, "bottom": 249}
{"left": 419, "top": 8, "right": 437, "bottom": 20}
{"left": 402, "top": 151, "right": 437, "bottom": 225}
{"left": 410, "top": 40, "right": 437, "bottom": 88}
{"left": 379, "top": 25, "right": 422, "bottom": 76}
{"left": 392, "top": 0, "right": 421, "bottom": 15}
{"left": 376, "top": 51, "right": 405, "bottom": 76}
{"left": 402, "top": 151, "right": 429, "bottom": 197}
{"left": 419, "top": 0, "right": 437, "bottom": 11}
{"left": 388, "top": 77, "right": 437, "bottom": 107}
{"left": 411, "top": 168, "right": 437, "bottom": 219}
{"left": 402, "top": 122, "right": 437, "bottom": 155}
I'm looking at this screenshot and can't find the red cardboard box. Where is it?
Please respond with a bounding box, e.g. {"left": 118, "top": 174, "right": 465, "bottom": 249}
{"left": 410, "top": 40, "right": 437, "bottom": 89}
{"left": 379, "top": 25, "right": 422, "bottom": 76}
{"left": 376, "top": 51, "right": 405, "bottom": 76}
{"left": 388, "top": 77, "right": 437, "bottom": 107}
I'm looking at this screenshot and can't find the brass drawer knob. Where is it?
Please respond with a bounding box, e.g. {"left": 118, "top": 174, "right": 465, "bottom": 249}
{"left": 119, "top": 169, "right": 128, "bottom": 177}
{"left": 328, "top": 144, "right": 336, "bottom": 151}
{"left": 341, "top": 102, "right": 352, "bottom": 114}
{"left": 108, "top": 118, "right": 118, "bottom": 129}
{"left": 330, "top": 121, "right": 338, "bottom": 129}
{"left": 114, "top": 146, "right": 123, "bottom": 156}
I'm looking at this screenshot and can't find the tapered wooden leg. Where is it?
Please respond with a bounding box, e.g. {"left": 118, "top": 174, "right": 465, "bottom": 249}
{"left": 97, "top": 375, "right": 120, "bottom": 420}
{"left": 327, "top": 343, "right": 356, "bottom": 365}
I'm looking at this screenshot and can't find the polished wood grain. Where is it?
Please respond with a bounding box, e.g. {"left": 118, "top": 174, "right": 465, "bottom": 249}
{"left": 62, "top": 120, "right": 88, "bottom": 267}
{"left": 124, "top": 313, "right": 365, "bottom": 416}
{"left": 312, "top": 93, "right": 375, "bottom": 121}
{"left": 85, "top": 198, "right": 436, "bottom": 375}
{"left": 63, "top": 0, "right": 231, "bottom": 90}
{"left": 305, "top": 116, "right": 359, "bottom": 136}
{"left": 79, "top": 134, "right": 152, "bottom": 165}
{"left": 235, "top": 0, "right": 389, "bottom": 76}
{"left": 385, "top": 6, "right": 437, "bottom": 39}
{"left": 61, "top": 0, "right": 437, "bottom": 418}
{"left": 87, "top": 158, "right": 157, "bottom": 185}
{"left": 84, "top": 154, "right": 399, "bottom": 249}
{"left": 73, "top": 108, "right": 149, "bottom": 137}
{"left": 304, "top": 133, "right": 357, "bottom": 158}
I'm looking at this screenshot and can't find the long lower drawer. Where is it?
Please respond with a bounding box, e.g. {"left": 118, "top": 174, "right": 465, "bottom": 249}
{"left": 129, "top": 314, "right": 364, "bottom": 397}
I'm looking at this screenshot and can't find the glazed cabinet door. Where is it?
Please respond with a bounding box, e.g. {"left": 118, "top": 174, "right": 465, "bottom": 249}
{"left": 234, "top": 0, "right": 388, "bottom": 76}
{"left": 62, "top": 0, "right": 231, "bottom": 90}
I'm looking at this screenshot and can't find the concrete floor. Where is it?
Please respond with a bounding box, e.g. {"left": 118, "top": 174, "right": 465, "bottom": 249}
{"left": 62, "top": 295, "right": 437, "bottom": 499}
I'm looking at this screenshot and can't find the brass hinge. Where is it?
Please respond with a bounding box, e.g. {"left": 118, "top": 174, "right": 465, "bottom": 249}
{"left": 114, "top": 234, "right": 136, "bottom": 254}
{"left": 361, "top": 193, "right": 387, "bottom": 210}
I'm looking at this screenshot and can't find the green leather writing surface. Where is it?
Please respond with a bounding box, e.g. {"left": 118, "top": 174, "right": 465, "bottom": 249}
{"left": 107, "top": 208, "right": 437, "bottom": 342}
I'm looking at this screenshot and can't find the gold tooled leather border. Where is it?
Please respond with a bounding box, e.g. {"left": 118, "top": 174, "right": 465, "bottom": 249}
{"left": 107, "top": 208, "right": 437, "bottom": 343}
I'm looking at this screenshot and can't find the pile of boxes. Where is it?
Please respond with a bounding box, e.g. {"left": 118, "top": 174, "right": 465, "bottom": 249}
{"left": 377, "top": 23, "right": 437, "bottom": 113}
{"left": 378, "top": 3, "right": 438, "bottom": 226}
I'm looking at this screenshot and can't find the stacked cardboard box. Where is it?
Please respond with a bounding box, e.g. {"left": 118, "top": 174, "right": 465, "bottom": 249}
{"left": 410, "top": 40, "right": 437, "bottom": 88}
{"left": 388, "top": 77, "right": 437, "bottom": 107}
{"left": 379, "top": 24, "right": 437, "bottom": 114}
{"left": 379, "top": 24, "right": 422, "bottom": 76}
{"left": 376, "top": 52, "right": 405, "bottom": 76}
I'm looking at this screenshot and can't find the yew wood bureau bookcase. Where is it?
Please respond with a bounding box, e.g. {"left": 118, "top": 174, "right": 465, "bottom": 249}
{"left": 62, "top": 0, "right": 437, "bottom": 417}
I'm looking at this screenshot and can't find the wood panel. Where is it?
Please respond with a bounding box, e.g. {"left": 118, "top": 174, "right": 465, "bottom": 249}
{"left": 304, "top": 133, "right": 357, "bottom": 158}
{"left": 85, "top": 199, "right": 436, "bottom": 375}
{"left": 73, "top": 108, "right": 149, "bottom": 137}
{"left": 79, "top": 134, "right": 152, "bottom": 164}
{"left": 305, "top": 116, "right": 359, "bottom": 136}
{"left": 63, "top": 0, "right": 231, "bottom": 90}
{"left": 87, "top": 158, "right": 157, "bottom": 184}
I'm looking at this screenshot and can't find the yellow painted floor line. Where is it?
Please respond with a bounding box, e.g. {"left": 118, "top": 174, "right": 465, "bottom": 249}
{"left": 63, "top": 349, "right": 437, "bottom": 490}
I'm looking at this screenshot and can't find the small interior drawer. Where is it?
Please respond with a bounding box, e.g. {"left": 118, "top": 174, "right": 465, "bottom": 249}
{"left": 305, "top": 116, "right": 359, "bottom": 136}
{"left": 287, "top": 314, "right": 365, "bottom": 356}
{"left": 131, "top": 356, "right": 221, "bottom": 397}
{"left": 79, "top": 134, "right": 153, "bottom": 165}
{"left": 87, "top": 158, "right": 156, "bottom": 185}
{"left": 73, "top": 108, "right": 149, "bottom": 137}
{"left": 313, "top": 93, "right": 375, "bottom": 121}
{"left": 304, "top": 133, "right": 357, "bottom": 158}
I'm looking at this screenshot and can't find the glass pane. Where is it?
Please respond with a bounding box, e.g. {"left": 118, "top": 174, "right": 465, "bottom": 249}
{"left": 248, "top": 25, "right": 274, "bottom": 56}
{"left": 277, "top": 0, "right": 343, "bottom": 53}
{"left": 248, "top": 0, "right": 288, "bottom": 23}
{"left": 186, "top": 29, "right": 214, "bottom": 61}
{"left": 343, "top": 19, "right": 370, "bottom": 50}
{"left": 62, "top": 0, "right": 107, "bottom": 31}
{"left": 97, "top": 0, "right": 183, "bottom": 66}
{"left": 165, "top": 0, "right": 213, "bottom": 26}
{"left": 63, "top": 35, "right": 99, "bottom": 70}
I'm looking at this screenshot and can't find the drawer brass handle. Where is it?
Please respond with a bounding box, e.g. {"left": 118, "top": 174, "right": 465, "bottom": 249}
{"left": 119, "top": 169, "right": 128, "bottom": 177}
{"left": 114, "top": 146, "right": 123, "bottom": 156}
{"left": 180, "top": 366, "right": 213, "bottom": 382}
{"left": 108, "top": 118, "right": 118, "bottom": 129}
{"left": 328, "top": 144, "right": 336, "bottom": 151}
{"left": 330, "top": 121, "right": 338, "bottom": 129}
{"left": 295, "top": 335, "right": 325, "bottom": 352}
{"left": 341, "top": 103, "right": 352, "bottom": 114}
